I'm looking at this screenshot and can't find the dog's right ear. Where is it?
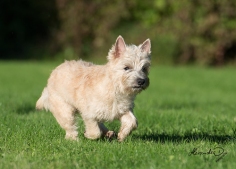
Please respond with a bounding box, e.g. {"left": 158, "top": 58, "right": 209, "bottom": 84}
{"left": 114, "top": 35, "right": 126, "bottom": 58}
{"left": 108, "top": 35, "right": 126, "bottom": 60}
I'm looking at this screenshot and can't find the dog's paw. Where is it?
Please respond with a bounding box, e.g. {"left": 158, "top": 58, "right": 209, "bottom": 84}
{"left": 117, "top": 133, "right": 126, "bottom": 142}
{"left": 65, "top": 133, "right": 79, "bottom": 141}
{"left": 105, "top": 131, "right": 116, "bottom": 140}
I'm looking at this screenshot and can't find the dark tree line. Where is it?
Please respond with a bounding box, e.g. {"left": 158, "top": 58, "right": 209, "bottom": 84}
{"left": 1, "top": 0, "right": 236, "bottom": 65}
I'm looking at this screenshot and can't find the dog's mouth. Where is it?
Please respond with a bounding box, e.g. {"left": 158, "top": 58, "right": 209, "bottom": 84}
{"left": 132, "top": 86, "right": 144, "bottom": 90}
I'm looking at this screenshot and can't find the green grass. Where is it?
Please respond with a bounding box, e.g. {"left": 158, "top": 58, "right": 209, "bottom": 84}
{"left": 0, "top": 61, "right": 236, "bottom": 169}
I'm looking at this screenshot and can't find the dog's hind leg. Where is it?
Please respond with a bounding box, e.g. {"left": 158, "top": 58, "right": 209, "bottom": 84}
{"left": 98, "top": 123, "right": 116, "bottom": 139}
{"left": 49, "top": 95, "right": 78, "bottom": 140}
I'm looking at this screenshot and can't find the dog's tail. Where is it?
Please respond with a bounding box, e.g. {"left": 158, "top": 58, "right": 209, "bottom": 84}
{"left": 36, "top": 87, "right": 50, "bottom": 111}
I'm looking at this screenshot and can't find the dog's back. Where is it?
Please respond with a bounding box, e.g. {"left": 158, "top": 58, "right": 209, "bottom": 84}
{"left": 36, "top": 60, "right": 95, "bottom": 112}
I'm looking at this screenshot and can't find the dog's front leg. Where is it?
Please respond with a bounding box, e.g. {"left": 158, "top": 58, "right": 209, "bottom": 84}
{"left": 83, "top": 119, "right": 102, "bottom": 140}
{"left": 118, "top": 111, "right": 138, "bottom": 142}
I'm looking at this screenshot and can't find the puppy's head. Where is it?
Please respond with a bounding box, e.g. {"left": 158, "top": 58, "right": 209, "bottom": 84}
{"left": 107, "top": 36, "right": 151, "bottom": 95}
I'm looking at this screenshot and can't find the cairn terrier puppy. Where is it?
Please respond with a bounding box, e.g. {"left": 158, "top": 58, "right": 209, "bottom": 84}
{"left": 36, "top": 36, "right": 151, "bottom": 141}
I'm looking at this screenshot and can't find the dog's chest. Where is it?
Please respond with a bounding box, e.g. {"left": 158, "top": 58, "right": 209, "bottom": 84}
{"left": 106, "top": 96, "right": 134, "bottom": 121}
{"left": 92, "top": 95, "right": 134, "bottom": 121}
{"left": 113, "top": 97, "right": 133, "bottom": 114}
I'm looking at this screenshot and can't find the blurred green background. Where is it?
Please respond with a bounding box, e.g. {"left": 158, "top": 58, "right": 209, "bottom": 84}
{"left": 1, "top": 0, "right": 236, "bottom": 65}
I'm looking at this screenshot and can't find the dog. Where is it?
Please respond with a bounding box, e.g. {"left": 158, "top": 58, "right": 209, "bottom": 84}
{"left": 36, "top": 36, "right": 151, "bottom": 141}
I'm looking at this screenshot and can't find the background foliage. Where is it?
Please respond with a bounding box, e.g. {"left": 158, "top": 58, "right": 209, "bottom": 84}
{"left": 1, "top": 0, "right": 236, "bottom": 65}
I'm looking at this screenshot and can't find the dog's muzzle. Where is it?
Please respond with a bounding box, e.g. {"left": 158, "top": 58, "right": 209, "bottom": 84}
{"left": 132, "top": 78, "right": 149, "bottom": 90}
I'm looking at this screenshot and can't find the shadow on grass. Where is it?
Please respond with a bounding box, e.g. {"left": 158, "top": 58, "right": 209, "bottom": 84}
{"left": 157, "top": 101, "right": 199, "bottom": 110}
{"left": 133, "top": 132, "right": 236, "bottom": 144}
{"left": 16, "top": 103, "right": 36, "bottom": 114}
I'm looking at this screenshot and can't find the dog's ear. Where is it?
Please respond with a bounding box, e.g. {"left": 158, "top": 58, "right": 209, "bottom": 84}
{"left": 140, "top": 39, "right": 151, "bottom": 54}
{"left": 114, "top": 35, "right": 126, "bottom": 58}
{"left": 108, "top": 36, "right": 126, "bottom": 61}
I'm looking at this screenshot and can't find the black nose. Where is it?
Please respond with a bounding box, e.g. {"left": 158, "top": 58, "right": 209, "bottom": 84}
{"left": 137, "top": 78, "right": 145, "bottom": 86}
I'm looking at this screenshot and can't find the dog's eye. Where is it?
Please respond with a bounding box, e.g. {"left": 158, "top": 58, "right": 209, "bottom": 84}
{"left": 142, "top": 67, "right": 148, "bottom": 72}
{"left": 124, "top": 66, "right": 130, "bottom": 71}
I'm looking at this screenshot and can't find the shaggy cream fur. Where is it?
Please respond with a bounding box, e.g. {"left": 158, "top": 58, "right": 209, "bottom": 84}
{"left": 36, "top": 36, "right": 151, "bottom": 141}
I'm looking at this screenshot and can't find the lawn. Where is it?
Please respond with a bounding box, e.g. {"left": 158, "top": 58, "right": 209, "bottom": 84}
{"left": 0, "top": 61, "right": 235, "bottom": 169}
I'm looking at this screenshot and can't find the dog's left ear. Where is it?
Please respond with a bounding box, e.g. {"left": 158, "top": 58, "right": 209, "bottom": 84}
{"left": 140, "top": 39, "right": 151, "bottom": 54}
